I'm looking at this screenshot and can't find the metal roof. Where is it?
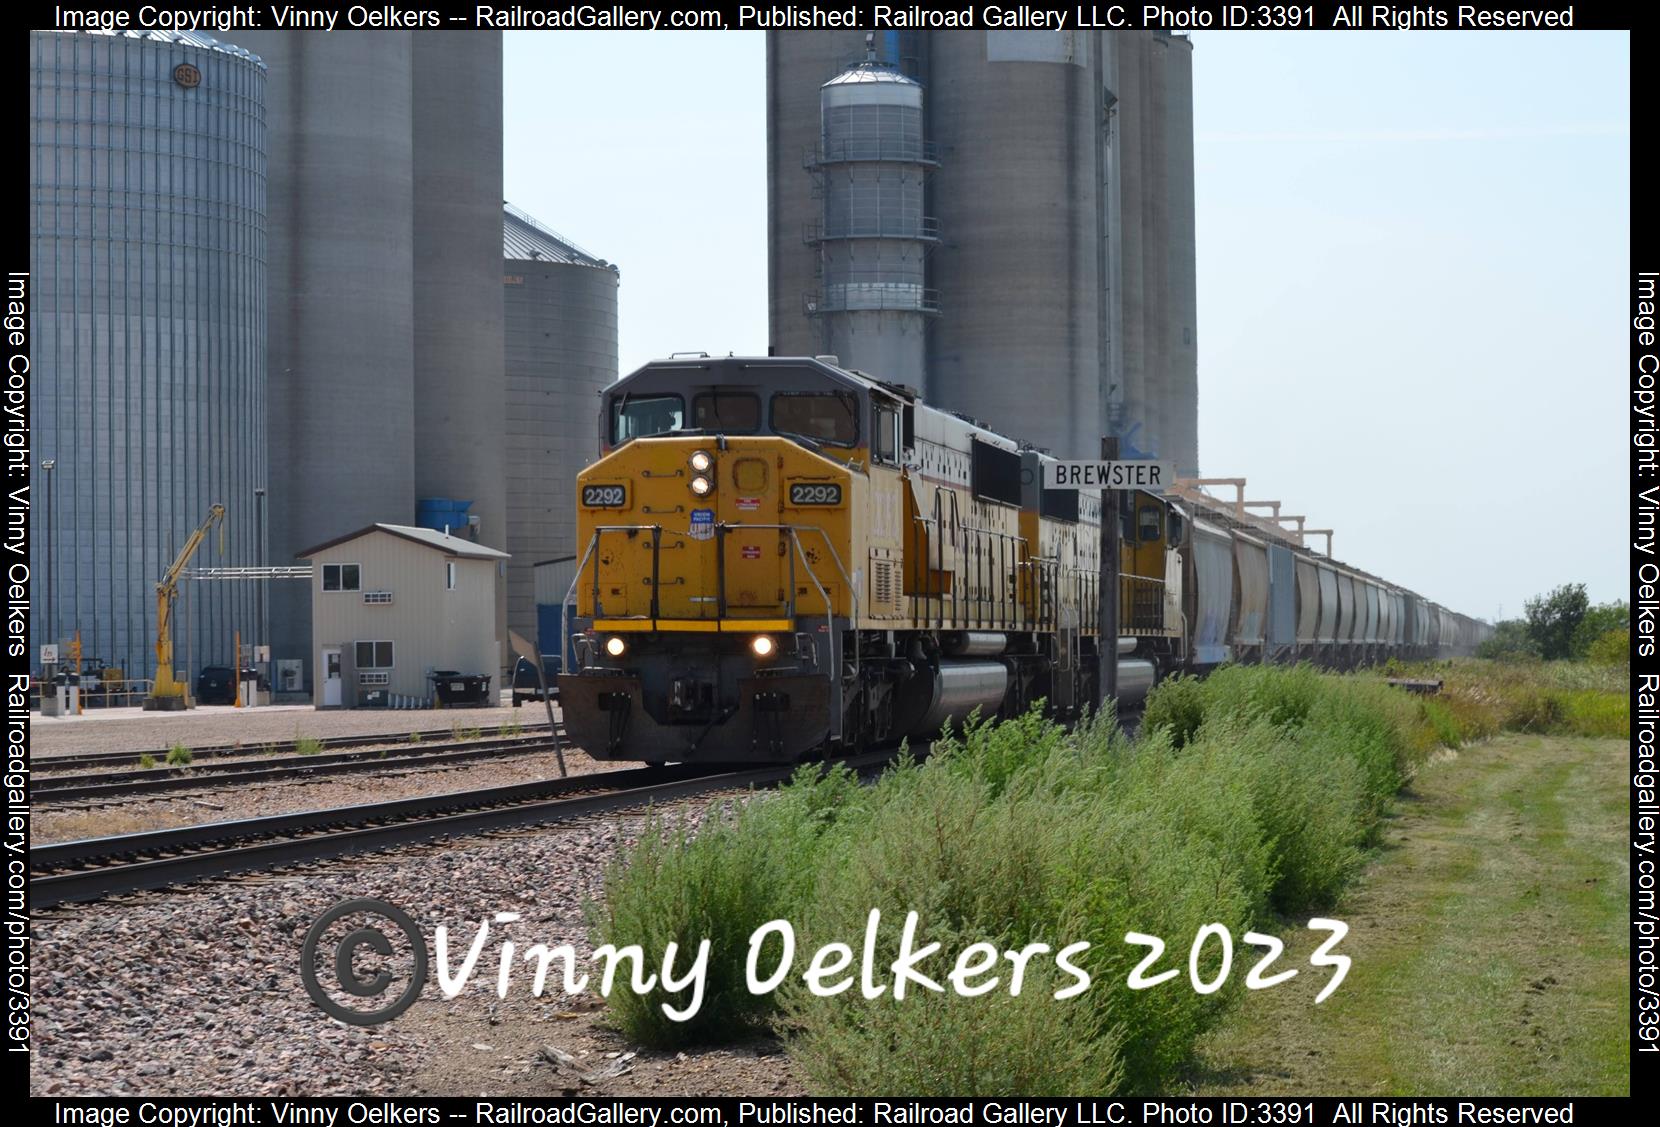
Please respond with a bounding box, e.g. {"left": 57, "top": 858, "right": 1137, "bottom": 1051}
{"left": 823, "top": 62, "right": 920, "bottom": 88}
{"left": 296, "top": 523, "right": 510, "bottom": 561}
{"left": 503, "top": 202, "right": 616, "bottom": 273}
{"left": 69, "top": 30, "right": 266, "bottom": 67}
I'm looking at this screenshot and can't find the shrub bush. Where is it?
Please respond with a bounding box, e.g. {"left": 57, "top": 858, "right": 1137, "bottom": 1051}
{"left": 589, "top": 765, "right": 861, "bottom": 1047}
{"left": 593, "top": 661, "right": 1558, "bottom": 1093}
{"left": 1586, "top": 628, "right": 1630, "bottom": 667}
{"left": 1139, "top": 673, "right": 1207, "bottom": 748}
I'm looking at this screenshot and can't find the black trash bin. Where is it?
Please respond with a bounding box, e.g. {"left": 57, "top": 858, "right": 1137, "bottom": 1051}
{"left": 432, "top": 672, "right": 492, "bottom": 708}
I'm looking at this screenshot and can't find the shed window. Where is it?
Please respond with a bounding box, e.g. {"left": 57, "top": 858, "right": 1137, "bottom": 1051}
{"left": 354, "top": 641, "right": 394, "bottom": 670}
{"left": 322, "top": 563, "right": 360, "bottom": 592}
{"left": 446, "top": 562, "right": 457, "bottom": 591}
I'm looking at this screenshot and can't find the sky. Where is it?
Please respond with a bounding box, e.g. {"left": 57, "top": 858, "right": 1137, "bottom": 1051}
{"left": 502, "top": 30, "right": 1630, "bottom": 620}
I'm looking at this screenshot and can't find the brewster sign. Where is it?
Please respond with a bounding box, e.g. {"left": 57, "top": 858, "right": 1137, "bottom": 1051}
{"left": 1042, "top": 460, "right": 1175, "bottom": 491}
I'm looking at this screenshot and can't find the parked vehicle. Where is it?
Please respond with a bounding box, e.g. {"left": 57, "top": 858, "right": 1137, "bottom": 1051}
{"left": 196, "top": 665, "right": 236, "bottom": 705}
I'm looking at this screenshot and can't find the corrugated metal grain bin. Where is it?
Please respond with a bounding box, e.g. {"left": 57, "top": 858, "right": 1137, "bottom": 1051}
{"left": 29, "top": 30, "right": 267, "bottom": 681}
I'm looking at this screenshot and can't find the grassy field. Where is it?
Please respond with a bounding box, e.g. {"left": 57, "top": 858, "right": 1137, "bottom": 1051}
{"left": 1190, "top": 733, "right": 1629, "bottom": 1096}
{"left": 592, "top": 660, "right": 1629, "bottom": 1095}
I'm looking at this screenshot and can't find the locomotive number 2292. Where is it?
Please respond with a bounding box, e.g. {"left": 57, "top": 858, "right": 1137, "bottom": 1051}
{"left": 788, "top": 483, "right": 842, "bottom": 506}
{"left": 582, "top": 484, "right": 627, "bottom": 508}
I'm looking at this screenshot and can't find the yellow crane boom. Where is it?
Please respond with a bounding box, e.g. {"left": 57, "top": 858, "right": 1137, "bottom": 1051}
{"left": 144, "top": 503, "right": 226, "bottom": 711}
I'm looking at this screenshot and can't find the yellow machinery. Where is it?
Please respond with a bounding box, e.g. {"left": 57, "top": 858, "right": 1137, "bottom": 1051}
{"left": 143, "top": 503, "right": 226, "bottom": 711}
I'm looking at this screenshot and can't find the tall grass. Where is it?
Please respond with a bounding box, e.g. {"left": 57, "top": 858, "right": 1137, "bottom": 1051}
{"left": 1378, "top": 658, "right": 1628, "bottom": 743}
{"left": 592, "top": 657, "right": 1622, "bottom": 1094}
{"left": 589, "top": 765, "right": 861, "bottom": 1048}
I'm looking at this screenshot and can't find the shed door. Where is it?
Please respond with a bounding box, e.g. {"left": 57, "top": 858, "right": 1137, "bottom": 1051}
{"left": 321, "top": 647, "right": 342, "bottom": 708}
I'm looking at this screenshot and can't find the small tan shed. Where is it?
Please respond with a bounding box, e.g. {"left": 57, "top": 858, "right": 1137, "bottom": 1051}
{"left": 296, "top": 524, "right": 509, "bottom": 709}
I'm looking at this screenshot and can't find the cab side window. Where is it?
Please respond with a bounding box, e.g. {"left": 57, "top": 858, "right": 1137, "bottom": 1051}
{"left": 874, "top": 404, "right": 900, "bottom": 466}
{"left": 1138, "top": 505, "right": 1163, "bottom": 543}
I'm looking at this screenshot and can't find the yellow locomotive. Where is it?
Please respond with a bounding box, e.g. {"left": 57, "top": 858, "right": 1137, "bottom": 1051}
{"left": 560, "top": 356, "right": 1180, "bottom": 762}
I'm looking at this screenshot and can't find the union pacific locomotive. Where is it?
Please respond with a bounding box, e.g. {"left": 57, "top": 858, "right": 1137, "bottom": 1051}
{"left": 558, "top": 356, "right": 1489, "bottom": 763}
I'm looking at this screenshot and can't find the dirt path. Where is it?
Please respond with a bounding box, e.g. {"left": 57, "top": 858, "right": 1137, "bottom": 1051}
{"left": 1191, "top": 734, "right": 1629, "bottom": 1096}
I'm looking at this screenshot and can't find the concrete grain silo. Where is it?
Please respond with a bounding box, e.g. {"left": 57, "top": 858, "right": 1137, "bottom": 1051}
{"left": 501, "top": 204, "right": 618, "bottom": 647}
{"left": 411, "top": 33, "right": 506, "bottom": 555}
{"left": 1109, "top": 32, "right": 1198, "bottom": 472}
{"left": 768, "top": 30, "right": 1199, "bottom": 471}
{"left": 411, "top": 32, "right": 508, "bottom": 661}
{"left": 230, "top": 30, "right": 418, "bottom": 682}
{"left": 230, "top": 30, "right": 508, "bottom": 685}
{"left": 1152, "top": 33, "right": 1198, "bottom": 476}
{"left": 28, "top": 30, "right": 267, "bottom": 685}
{"left": 927, "top": 31, "right": 1103, "bottom": 457}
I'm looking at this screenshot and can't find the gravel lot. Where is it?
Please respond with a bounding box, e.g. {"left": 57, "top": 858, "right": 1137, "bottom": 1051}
{"left": 30, "top": 794, "right": 800, "bottom": 1097}
{"left": 31, "top": 701, "right": 557, "bottom": 758}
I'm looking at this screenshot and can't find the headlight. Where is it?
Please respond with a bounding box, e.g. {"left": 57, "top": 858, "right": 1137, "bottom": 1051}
{"left": 689, "top": 450, "right": 713, "bottom": 473}
{"left": 750, "top": 635, "right": 776, "bottom": 659}
{"left": 690, "top": 475, "right": 713, "bottom": 496}
{"left": 604, "top": 636, "right": 627, "bottom": 658}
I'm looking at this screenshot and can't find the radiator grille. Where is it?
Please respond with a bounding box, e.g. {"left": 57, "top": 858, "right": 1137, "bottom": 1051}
{"left": 871, "top": 557, "right": 899, "bottom": 615}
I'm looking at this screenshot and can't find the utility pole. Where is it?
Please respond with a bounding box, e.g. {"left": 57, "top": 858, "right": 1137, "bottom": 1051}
{"left": 1098, "top": 435, "right": 1119, "bottom": 714}
{"left": 255, "top": 486, "right": 267, "bottom": 685}
{"left": 40, "top": 460, "right": 55, "bottom": 650}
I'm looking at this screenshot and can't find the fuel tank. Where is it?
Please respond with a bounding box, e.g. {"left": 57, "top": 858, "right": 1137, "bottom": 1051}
{"left": 910, "top": 661, "right": 1010, "bottom": 736}
{"left": 1113, "top": 658, "right": 1158, "bottom": 709}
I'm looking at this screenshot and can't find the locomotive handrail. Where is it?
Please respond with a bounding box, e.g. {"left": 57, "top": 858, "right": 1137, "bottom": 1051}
{"left": 720, "top": 522, "right": 855, "bottom": 745}
{"left": 948, "top": 490, "right": 962, "bottom": 630}
{"left": 561, "top": 532, "right": 600, "bottom": 675}
{"left": 562, "top": 525, "right": 663, "bottom": 674}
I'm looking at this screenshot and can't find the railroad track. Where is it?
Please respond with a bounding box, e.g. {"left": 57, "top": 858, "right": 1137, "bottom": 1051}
{"left": 33, "top": 731, "right": 569, "bottom": 805}
{"left": 30, "top": 751, "right": 896, "bottom": 907}
{"left": 34, "top": 722, "right": 552, "bottom": 773}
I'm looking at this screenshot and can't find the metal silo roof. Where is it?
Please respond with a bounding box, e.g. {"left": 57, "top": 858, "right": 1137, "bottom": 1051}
{"left": 503, "top": 201, "right": 617, "bottom": 273}
{"left": 822, "top": 62, "right": 920, "bottom": 89}
{"left": 70, "top": 29, "right": 267, "bottom": 67}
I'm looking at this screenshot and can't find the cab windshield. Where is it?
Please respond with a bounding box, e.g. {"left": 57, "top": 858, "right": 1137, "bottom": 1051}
{"left": 610, "top": 394, "right": 683, "bottom": 443}
{"left": 770, "top": 392, "right": 859, "bottom": 447}
{"left": 692, "top": 391, "right": 761, "bottom": 432}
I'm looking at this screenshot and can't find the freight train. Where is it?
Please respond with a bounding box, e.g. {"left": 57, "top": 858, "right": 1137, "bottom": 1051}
{"left": 558, "top": 356, "right": 1489, "bottom": 763}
